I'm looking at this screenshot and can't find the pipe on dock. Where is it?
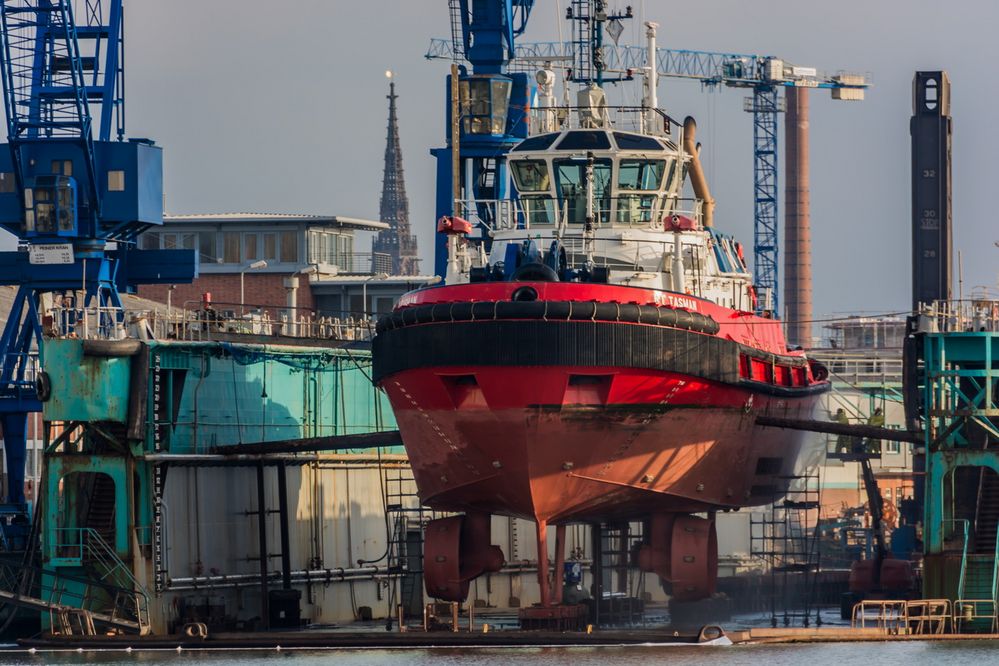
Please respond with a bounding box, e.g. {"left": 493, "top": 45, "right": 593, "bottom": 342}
{"left": 165, "top": 560, "right": 594, "bottom": 592}
{"left": 142, "top": 453, "right": 320, "bottom": 465}
{"left": 756, "top": 415, "right": 923, "bottom": 444}
{"left": 166, "top": 565, "right": 390, "bottom": 591}
{"left": 682, "top": 116, "right": 715, "bottom": 228}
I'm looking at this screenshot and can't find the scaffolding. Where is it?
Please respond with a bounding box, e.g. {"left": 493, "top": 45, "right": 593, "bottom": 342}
{"left": 750, "top": 469, "right": 823, "bottom": 627}
{"left": 590, "top": 521, "right": 647, "bottom": 627}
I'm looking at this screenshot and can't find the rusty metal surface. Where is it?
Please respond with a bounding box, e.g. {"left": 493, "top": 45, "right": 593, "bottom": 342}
{"left": 423, "top": 514, "right": 504, "bottom": 603}
{"left": 423, "top": 516, "right": 466, "bottom": 602}
{"left": 43, "top": 339, "right": 131, "bottom": 423}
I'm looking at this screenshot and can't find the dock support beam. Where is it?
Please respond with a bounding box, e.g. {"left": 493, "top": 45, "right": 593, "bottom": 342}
{"left": 536, "top": 519, "right": 549, "bottom": 606}
{"left": 255, "top": 463, "right": 269, "bottom": 628}
{"left": 277, "top": 462, "right": 292, "bottom": 590}
{"left": 553, "top": 524, "right": 565, "bottom": 605}
{"left": 591, "top": 523, "right": 603, "bottom": 626}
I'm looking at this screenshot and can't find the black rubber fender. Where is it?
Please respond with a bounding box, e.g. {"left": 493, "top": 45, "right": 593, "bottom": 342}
{"left": 810, "top": 360, "right": 829, "bottom": 382}
{"left": 377, "top": 300, "right": 720, "bottom": 335}
{"left": 81, "top": 339, "right": 143, "bottom": 357}
{"left": 511, "top": 262, "right": 559, "bottom": 282}
{"left": 35, "top": 371, "right": 51, "bottom": 402}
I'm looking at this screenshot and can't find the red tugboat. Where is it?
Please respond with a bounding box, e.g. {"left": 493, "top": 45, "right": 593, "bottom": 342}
{"left": 373, "top": 27, "right": 829, "bottom": 619}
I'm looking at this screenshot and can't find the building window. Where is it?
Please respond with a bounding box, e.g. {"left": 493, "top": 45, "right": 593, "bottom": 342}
{"left": 887, "top": 441, "right": 901, "bottom": 454}
{"left": 262, "top": 233, "right": 276, "bottom": 261}
{"left": 140, "top": 232, "right": 159, "bottom": 250}
{"left": 246, "top": 232, "right": 277, "bottom": 261}
{"left": 107, "top": 170, "right": 125, "bottom": 192}
{"left": 0, "top": 172, "right": 15, "bottom": 193}
{"left": 245, "top": 233, "right": 259, "bottom": 261}
{"left": 308, "top": 230, "right": 324, "bottom": 265}
{"left": 163, "top": 233, "right": 196, "bottom": 250}
{"left": 338, "top": 234, "right": 353, "bottom": 265}
{"left": 280, "top": 231, "right": 298, "bottom": 263}
{"left": 309, "top": 230, "right": 354, "bottom": 267}
{"left": 223, "top": 232, "right": 241, "bottom": 263}
{"left": 199, "top": 232, "right": 217, "bottom": 264}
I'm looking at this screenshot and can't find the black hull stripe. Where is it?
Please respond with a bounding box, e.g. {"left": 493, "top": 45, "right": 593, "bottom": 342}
{"left": 372, "top": 319, "right": 828, "bottom": 398}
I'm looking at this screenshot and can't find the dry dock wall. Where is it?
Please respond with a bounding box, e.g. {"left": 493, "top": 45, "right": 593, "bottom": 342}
{"left": 152, "top": 457, "right": 668, "bottom": 630}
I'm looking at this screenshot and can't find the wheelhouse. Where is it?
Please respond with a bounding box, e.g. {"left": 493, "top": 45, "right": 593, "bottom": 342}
{"left": 508, "top": 129, "right": 689, "bottom": 229}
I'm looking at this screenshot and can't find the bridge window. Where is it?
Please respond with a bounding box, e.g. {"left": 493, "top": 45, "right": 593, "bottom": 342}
{"left": 556, "top": 131, "right": 611, "bottom": 151}
{"left": 613, "top": 132, "right": 664, "bottom": 151}
{"left": 513, "top": 133, "right": 559, "bottom": 152}
{"left": 460, "top": 78, "right": 511, "bottom": 135}
{"left": 520, "top": 195, "right": 556, "bottom": 226}
{"left": 511, "top": 160, "right": 550, "bottom": 192}
{"left": 555, "top": 159, "right": 611, "bottom": 225}
{"left": 618, "top": 159, "right": 666, "bottom": 191}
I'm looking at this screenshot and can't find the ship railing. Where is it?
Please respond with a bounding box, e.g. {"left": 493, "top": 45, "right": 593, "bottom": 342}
{"left": 807, "top": 348, "right": 904, "bottom": 386}
{"left": 454, "top": 195, "right": 703, "bottom": 233}
{"left": 46, "top": 304, "right": 133, "bottom": 341}
{"left": 0, "top": 351, "right": 38, "bottom": 395}
{"left": 156, "top": 302, "right": 377, "bottom": 343}
{"left": 453, "top": 229, "right": 720, "bottom": 281}
{"left": 527, "top": 104, "right": 679, "bottom": 137}
{"left": 915, "top": 298, "right": 999, "bottom": 334}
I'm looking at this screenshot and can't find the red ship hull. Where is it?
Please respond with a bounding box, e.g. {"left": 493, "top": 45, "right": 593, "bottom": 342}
{"left": 372, "top": 281, "right": 830, "bottom": 605}
{"left": 383, "top": 365, "right": 822, "bottom": 523}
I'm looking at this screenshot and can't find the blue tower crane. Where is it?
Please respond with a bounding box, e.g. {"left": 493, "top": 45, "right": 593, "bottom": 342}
{"left": 0, "top": 0, "right": 195, "bottom": 510}
{"left": 427, "top": 29, "right": 869, "bottom": 313}
{"left": 431, "top": 0, "right": 536, "bottom": 277}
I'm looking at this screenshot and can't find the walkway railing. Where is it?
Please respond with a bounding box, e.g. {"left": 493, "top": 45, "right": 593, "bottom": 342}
{"left": 51, "top": 527, "right": 150, "bottom": 633}
{"left": 943, "top": 519, "right": 970, "bottom": 601}
{"left": 807, "top": 349, "right": 904, "bottom": 387}
{"left": 916, "top": 298, "right": 999, "bottom": 334}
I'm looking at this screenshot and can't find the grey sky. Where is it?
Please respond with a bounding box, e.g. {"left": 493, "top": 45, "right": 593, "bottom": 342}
{"left": 54, "top": 1, "right": 999, "bottom": 319}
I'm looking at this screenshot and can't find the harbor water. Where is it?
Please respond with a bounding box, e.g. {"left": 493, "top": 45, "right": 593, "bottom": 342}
{"left": 0, "top": 642, "right": 995, "bottom": 666}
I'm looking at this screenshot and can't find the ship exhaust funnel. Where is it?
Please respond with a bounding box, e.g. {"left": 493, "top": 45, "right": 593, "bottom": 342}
{"left": 682, "top": 117, "right": 715, "bottom": 228}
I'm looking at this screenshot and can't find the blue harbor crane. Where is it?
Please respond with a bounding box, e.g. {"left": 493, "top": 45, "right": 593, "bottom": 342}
{"left": 0, "top": 0, "right": 195, "bottom": 515}
{"left": 427, "top": 10, "right": 868, "bottom": 314}
{"left": 431, "top": 0, "right": 536, "bottom": 277}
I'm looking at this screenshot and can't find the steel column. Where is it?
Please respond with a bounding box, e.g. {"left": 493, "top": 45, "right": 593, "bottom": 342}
{"left": 752, "top": 86, "right": 780, "bottom": 315}
{"left": 277, "top": 461, "right": 292, "bottom": 590}
{"left": 255, "top": 462, "right": 269, "bottom": 628}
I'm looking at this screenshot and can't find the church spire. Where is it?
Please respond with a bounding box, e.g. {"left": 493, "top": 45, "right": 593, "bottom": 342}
{"left": 373, "top": 72, "right": 419, "bottom": 275}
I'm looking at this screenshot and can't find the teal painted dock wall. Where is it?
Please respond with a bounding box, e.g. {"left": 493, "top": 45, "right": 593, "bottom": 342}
{"left": 147, "top": 342, "right": 397, "bottom": 453}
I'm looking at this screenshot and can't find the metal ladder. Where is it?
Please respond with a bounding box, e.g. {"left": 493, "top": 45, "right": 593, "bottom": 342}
{"left": 384, "top": 463, "right": 430, "bottom": 622}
